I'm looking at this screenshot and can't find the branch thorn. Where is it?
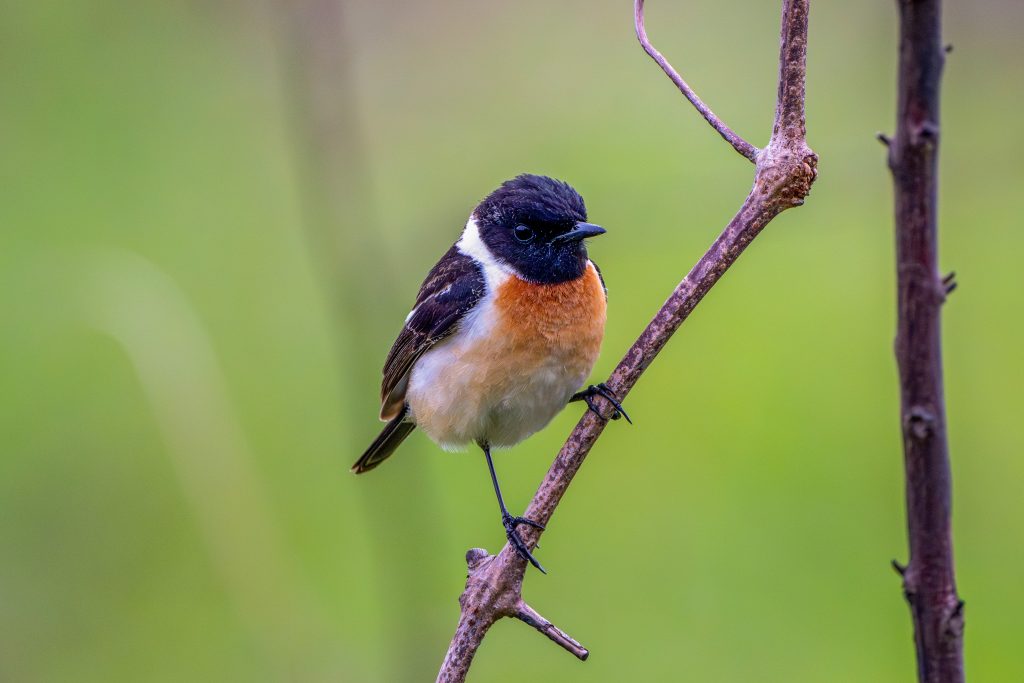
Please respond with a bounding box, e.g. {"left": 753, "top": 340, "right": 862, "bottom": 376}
{"left": 942, "top": 271, "right": 957, "bottom": 295}
{"left": 876, "top": 132, "right": 892, "bottom": 147}
{"left": 465, "top": 548, "right": 490, "bottom": 571}
{"left": 892, "top": 559, "right": 907, "bottom": 576}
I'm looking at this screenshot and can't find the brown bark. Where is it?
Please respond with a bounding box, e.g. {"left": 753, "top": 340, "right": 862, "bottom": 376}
{"left": 436, "top": 1, "right": 817, "bottom": 680}
{"left": 884, "top": 0, "right": 965, "bottom": 680}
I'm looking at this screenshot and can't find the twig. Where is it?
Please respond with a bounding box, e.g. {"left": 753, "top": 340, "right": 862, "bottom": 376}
{"left": 885, "top": 0, "right": 965, "bottom": 680}
{"left": 436, "top": 2, "right": 816, "bottom": 680}
{"left": 514, "top": 600, "right": 590, "bottom": 661}
{"left": 635, "top": 0, "right": 759, "bottom": 162}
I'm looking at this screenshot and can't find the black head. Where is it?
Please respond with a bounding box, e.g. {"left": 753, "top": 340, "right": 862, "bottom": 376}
{"left": 473, "top": 174, "right": 604, "bottom": 284}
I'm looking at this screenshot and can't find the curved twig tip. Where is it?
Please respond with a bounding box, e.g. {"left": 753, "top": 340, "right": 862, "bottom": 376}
{"left": 634, "top": 0, "right": 759, "bottom": 162}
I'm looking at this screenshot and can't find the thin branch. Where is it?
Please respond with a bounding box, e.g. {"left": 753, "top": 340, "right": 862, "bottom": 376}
{"left": 634, "top": 0, "right": 760, "bottom": 162}
{"left": 437, "top": 2, "right": 816, "bottom": 680}
{"left": 772, "top": 0, "right": 810, "bottom": 143}
{"left": 887, "top": 0, "right": 965, "bottom": 680}
{"left": 514, "top": 601, "right": 590, "bottom": 661}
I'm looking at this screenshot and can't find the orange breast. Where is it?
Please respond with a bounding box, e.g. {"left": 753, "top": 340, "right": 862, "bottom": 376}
{"left": 493, "top": 262, "right": 606, "bottom": 369}
{"left": 405, "top": 262, "right": 607, "bottom": 449}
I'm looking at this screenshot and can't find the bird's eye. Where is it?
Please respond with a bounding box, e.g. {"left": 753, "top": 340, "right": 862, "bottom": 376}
{"left": 513, "top": 225, "right": 535, "bottom": 243}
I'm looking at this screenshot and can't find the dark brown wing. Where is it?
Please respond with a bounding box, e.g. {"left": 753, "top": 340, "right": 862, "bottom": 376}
{"left": 379, "top": 245, "right": 486, "bottom": 420}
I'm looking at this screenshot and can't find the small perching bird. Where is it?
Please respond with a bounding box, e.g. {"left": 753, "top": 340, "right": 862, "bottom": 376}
{"left": 352, "top": 174, "right": 628, "bottom": 571}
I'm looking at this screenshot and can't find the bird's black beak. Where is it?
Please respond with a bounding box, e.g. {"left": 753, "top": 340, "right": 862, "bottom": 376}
{"left": 553, "top": 222, "right": 606, "bottom": 244}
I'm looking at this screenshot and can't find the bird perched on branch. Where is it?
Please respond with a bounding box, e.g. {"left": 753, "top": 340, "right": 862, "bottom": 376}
{"left": 351, "top": 174, "right": 628, "bottom": 572}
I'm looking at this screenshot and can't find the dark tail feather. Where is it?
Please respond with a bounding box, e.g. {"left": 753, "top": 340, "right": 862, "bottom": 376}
{"left": 351, "top": 411, "right": 415, "bottom": 474}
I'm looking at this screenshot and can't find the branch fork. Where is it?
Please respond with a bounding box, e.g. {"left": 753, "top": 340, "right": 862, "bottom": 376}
{"left": 437, "top": 2, "right": 816, "bottom": 680}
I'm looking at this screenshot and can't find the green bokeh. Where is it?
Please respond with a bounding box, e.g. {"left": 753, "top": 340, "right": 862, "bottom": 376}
{"left": 2, "top": 1, "right": 1022, "bottom": 681}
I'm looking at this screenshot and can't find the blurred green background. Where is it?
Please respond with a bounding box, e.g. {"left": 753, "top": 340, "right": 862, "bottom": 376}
{"left": 2, "top": 0, "right": 1022, "bottom": 681}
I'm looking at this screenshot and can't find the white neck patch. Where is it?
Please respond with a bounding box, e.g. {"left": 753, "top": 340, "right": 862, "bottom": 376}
{"left": 456, "top": 216, "right": 513, "bottom": 289}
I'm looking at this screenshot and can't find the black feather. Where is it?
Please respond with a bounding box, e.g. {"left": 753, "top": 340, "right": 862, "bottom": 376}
{"left": 351, "top": 410, "right": 416, "bottom": 474}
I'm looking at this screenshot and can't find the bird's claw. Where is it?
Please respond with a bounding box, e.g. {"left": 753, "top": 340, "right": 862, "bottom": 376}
{"left": 502, "top": 513, "right": 546, "bottom": 573}
{"left": 580, "top": 383, "right": 632, "bottom": 424}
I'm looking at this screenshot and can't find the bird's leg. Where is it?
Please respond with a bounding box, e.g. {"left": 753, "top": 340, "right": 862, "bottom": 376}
{"left": 570, "top": 382, "right": 632, "bottom": 424}
{"left": 481, "top": 441, "right": 546, "bottom": 573}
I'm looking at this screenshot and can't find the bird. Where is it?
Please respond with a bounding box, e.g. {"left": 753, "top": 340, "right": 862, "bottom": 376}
{"left": 351, "top": 174, "right": 629, "bottom": 572}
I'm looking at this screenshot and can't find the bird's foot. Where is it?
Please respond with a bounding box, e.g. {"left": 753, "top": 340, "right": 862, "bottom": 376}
{"left": 502, "top": 512, "right": 546, "bottom": 574}
{"left": 573, "top": 383, "right": 632, "bottom": 424}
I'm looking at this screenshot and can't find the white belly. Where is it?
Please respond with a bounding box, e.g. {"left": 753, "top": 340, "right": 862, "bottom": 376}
{"left": 404, "top": 251, "right": 606, "bottom": 451}
{"left": 406, "top": 329, "right": 587, "bottom": 450}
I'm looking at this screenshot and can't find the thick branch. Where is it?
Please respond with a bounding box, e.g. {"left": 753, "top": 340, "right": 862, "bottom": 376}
{"left": 635, "top": 0, "right": 759, "bottom": 162}
{"left": 886, "top": 0, "right": 965, "bottom": 681}
{"left": 437, "top": 2, "right": 816, "bottom": 680}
